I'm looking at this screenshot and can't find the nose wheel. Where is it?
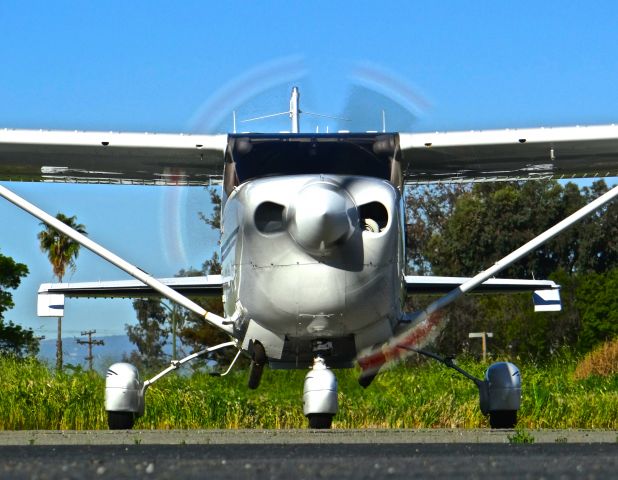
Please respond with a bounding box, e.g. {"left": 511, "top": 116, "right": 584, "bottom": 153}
{"left": 307, "top": 413, "right": 333, "bottom": 429}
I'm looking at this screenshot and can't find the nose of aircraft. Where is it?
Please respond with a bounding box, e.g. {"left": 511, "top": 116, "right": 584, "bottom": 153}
{"left": 289, "top": 183, "right": 357, "bottom": 253}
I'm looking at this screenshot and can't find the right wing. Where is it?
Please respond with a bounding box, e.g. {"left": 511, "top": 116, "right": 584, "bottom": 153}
{"left": 0, "top": 129, "right": 227, "bottom": 185}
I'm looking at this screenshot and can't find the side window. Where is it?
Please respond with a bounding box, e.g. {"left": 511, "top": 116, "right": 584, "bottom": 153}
{"left": 390, "top": 154, "right": 403, "bottom": 192}
{"left": 223, "top": 156, "right": 239, "bottom": 197}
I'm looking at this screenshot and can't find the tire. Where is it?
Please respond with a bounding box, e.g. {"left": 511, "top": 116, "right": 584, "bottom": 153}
{"left": 107, "top": 411, "right": 135, "bottom": 430}
{"left": 489, "top": 410, "right": 517, "bottom": 429}
{"left": 307, "top": 413, "right": 333, "bottom": 429}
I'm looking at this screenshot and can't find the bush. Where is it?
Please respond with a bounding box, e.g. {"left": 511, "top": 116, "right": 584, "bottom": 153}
{"left": 573, "top": 338, "right": 618, "bottom": 380}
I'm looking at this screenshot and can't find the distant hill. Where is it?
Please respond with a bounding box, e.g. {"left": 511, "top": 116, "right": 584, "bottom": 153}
{"left": 38, "top": 335, "right": 191, "bottom": 373}
{"left": 38, "top": 335, "right": 135, "bottom": 372}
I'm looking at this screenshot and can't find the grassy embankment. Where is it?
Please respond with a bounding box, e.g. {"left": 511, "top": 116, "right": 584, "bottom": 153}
{"left": 0, "top": 352, "right": 616, "bottom": 430}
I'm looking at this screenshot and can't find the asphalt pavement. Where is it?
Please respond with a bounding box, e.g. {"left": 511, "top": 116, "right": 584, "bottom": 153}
{"left": 0, "top": 430, "right": 616, "bottom": 479}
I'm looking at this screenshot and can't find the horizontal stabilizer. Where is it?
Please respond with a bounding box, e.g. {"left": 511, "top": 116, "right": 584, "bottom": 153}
{"left": 533, "top": 289, "right": 562, "bottom": 312}
{"left": 405, "top": 275, "right": 560, "bottom": 294}
{"left": 38, "top": 275, "right": 223, "bottom": 299}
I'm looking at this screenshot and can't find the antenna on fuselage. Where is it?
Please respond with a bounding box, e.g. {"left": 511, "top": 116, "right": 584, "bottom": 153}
{"left": 239, "top": 86, "right": 301, "bottom": 132}
{"left": 239, "top": 87, "right": 348, "bottom": 133}
{"left": 290, "top": 86, "right": 300, "bottom": 133}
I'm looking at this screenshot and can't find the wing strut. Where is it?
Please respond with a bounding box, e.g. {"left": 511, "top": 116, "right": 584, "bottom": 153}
{"left": 0, "top": 185, "right": 233, "bottom": 335}
{"left": 357, "top": 183, "right": 618, "bottom": 375}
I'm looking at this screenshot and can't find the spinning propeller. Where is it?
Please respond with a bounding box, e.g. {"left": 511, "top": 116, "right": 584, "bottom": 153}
{"left": 162, "top": 57, "right": 429, "bottom": 268}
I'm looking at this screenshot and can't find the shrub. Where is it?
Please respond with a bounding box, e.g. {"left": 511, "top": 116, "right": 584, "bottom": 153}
{"left": 573, "top": 338, "right": 618, "bottom": 380}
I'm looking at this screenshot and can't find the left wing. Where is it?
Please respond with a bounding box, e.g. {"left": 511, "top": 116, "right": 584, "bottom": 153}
{"left": 0, "top": 129, "right": 227, "bottom": 185}
{"left": 400, "top": 124, "right": 618, "bottom": 182}
{"left": 38, "top": 275, "right": 223, "bottom": 298}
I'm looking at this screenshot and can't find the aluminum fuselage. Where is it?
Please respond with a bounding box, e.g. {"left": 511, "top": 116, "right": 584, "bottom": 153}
{"left": 221, "top": 174, "right": 406, "bottom": 368}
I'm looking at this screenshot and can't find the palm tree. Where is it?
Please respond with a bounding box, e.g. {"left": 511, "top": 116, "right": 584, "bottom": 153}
{"left": 38, "top": 213, "right": 87, "bottom": 370}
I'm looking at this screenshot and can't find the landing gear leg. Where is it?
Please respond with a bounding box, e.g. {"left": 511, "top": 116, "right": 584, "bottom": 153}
{"left": 303, "top": 356, "right": 338, "bottom": 429}
{"left": 248, "top": 341, "right": 266, "bottom": 390}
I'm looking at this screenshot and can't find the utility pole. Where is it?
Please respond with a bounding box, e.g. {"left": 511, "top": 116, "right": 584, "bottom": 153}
{"left": 75, "top": 330, "right": 104, "bottom": 371}
{"left": 468, "top": 332, "right": 493, "bottom": 361}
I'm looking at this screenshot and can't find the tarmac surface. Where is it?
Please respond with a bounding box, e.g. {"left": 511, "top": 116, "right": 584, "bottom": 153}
{"left": 0, "top": 430, "right": 616, "bottom": 479}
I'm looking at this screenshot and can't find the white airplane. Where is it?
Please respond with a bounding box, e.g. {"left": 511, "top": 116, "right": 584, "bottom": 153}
{"left": 1, "top": 87, "right": 618, "bottom": 430}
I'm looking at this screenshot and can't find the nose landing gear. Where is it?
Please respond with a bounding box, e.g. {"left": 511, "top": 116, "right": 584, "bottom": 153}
{"left": 303, "top": 356, "right": 338, "bottom": 429}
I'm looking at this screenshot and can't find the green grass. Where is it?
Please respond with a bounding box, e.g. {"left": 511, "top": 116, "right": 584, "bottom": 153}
{"left": 0, "top": 355, "right": 616, "bottom": 430}
{"left": 508, "top": 428, "right": 535, "bottom": 444}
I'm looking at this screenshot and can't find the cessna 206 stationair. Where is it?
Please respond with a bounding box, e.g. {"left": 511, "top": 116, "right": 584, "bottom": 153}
{"left": 2, "top": 87, "right": 618, "bottom": 429}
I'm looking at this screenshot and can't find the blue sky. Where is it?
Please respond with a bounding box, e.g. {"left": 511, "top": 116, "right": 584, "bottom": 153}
{"left": 2, "top": 1, "right": 618, "bottom": 340}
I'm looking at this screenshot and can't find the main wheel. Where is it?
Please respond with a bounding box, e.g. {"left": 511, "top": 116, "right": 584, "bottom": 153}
{"left": 107, "top": 411, "right": 135, "bottom": 430}
{"left": 489, "top": 410, "right": 517, "bottom": 429}
{"left": 307, "top": 413, "right": 333, "bottom": 429}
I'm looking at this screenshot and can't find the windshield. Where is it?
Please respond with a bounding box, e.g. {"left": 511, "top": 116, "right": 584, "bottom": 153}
{"left": 229, "top": 134, "right": 395, "bottom": 183}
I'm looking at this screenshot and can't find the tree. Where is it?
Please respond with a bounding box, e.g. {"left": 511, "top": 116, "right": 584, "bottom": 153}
{"left": 0, "top": 251, "right": 38, "bottom": 357}
{"left": 126, "top": 186, "right": 226, "bottom": 367}
{"left": 405, "top": 183, "right": 469, "bottom": 274}
{"left": 177, "top": 252, "right": 230, "bottom": 360}
{"left": 178, "top": 186, "right": 229, "bottom": 359}
{"left": 424, "top": 180, "right": 618, "bottom": 278}
{"left": 426, "top": 181, "right": 562, "bottom": 278}
{"left": 574, "top": 269, "right": 618, "bottom": 352}
{"left": 127, "top": 254, "right": 228, "bottom": 369}
{"left": 405, "top": 180, "right": 618, "bottom": 359}
{"left": 125, "top": 299, "right": 169, "bottom": 371}
{"left": 575, "top": 180, "right": 618, "bottom": 273}
{"left": 198, "top": 187, "right": 221, "bottom": 230}
{"left": 38, "top": 213, "right": 87, "bottom": 370}
{"left": 0, "top": 319, "right": 39, "bottom": 357}
{"left": 185, "top": 186, "right": 229, "bottom": 351}
{"left": 0, "top": 252, "right": 29, "bottom": 318}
